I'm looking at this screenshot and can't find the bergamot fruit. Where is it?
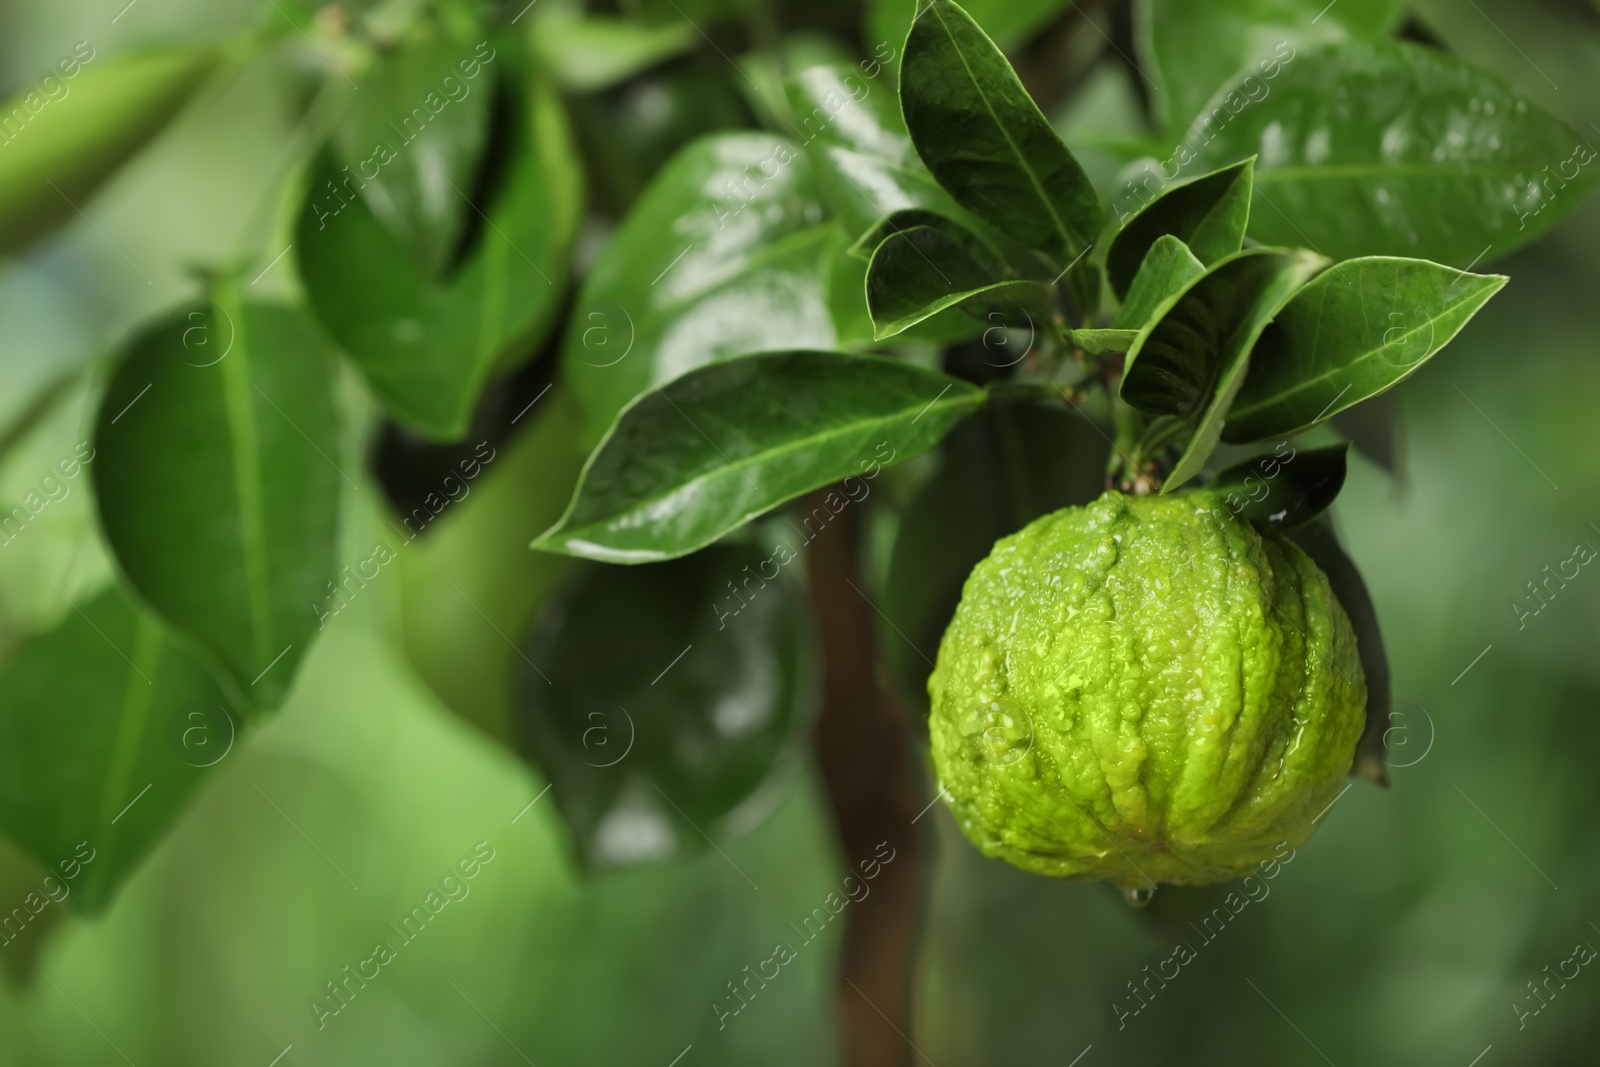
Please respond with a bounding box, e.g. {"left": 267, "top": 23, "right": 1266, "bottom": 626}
{"left": 928, "top": 491, "right": 1365, "bottom": 894}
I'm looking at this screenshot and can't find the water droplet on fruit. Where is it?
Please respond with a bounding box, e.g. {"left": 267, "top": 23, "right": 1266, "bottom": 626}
{"left": 1123, "top": 884, "right": 1156, "bottom": 908}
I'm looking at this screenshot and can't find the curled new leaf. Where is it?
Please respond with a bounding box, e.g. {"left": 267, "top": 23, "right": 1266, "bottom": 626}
{"left": 1122, "top": 247, "right": 1326, "bottom": 491}
{"left": 1106, "top": 158, "right": 1254, "bottom": 298}
{"left": 866, "top": 224, "right": 1049, "bottom": 339}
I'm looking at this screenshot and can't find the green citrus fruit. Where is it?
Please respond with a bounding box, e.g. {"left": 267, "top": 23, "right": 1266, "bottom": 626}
{"left": 928, "top": 491, "right": 1365, "bottom": 892}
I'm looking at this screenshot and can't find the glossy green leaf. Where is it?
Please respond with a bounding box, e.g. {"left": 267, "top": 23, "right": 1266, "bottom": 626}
{"left": 92, "top": 291, "right": 339, "bottom": 710}
{"left": 1205, "top": 441, "right": 1348, "bottom": 531}
{"left": 785, "top": 63, "right": 954, "bottom": 239}
{"left": 1224, "top": 257, "right": 1508, "bottom": 442}
{"left": 333, "top": 37, "right": 493, "bottom": 278}
{"left": 0, "top": 585, "right": 238, "bottom": 914}
{"left": 1111, "top": 233, "right": 1206, "bottom": 329}
{"left": 1138, "top": 0, "right": 1403, "bottom": 133}
{"left": 1106, "top": 158, "right": 1254, "bottom": 297}
{"left": 866, "top": 225, "right": 1049, "bottom": 339}
{"left": 826, "top": 224, "right": 980, "bottom": 348}
{"left": 536, "top": 351, "right": 983, "bottom": 563}
{"left": 516, "top": 545, "right": 815, "bottom": 871}
{"left": 881, "top": 403, "right": 1107, "bottom": 710}
{"left": 867, "top": 0, "right": 1074, "bottom": 60}
{"left": 0, "top": 46, "right": 215, "bottom": 253}
{"left": 1288, "top": 517, "right": 1389, "bottom": 786}
{"left": 900, "top": 0, "right": 1100, "bottom": 262}
{"left": 1121, "top": 248, "right": 1325, "bottom": 490}
{"left": 847, "top": 206, "right": 992, "bottom": 261}
{"left": 1186, "top": 40, "right": 1600, "bottom": 264}
{"left": 298, "top": 61, "right": 580, "bottom": 440}
{"left": 1067, "top": 328, "right": 1139, "bottom": 354}
{"left": 562, "top": 132, "right": 836, "bottom": 446}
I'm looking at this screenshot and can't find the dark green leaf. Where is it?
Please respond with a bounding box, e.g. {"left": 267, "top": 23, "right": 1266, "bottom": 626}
{"left": 1205, "top": 441, "right": 1348, "bottom": 530}
{"left": 0, "top": 585, "right": 238, "bottom": 914}
{"left": 1106, "top": 158, "right": 1254, "bottom": 297}
{"left": 1224, "top": 257, "right": 1507, "bottom": 442}
{"left": 515, "top": 546, "right": 815, "bottom": 871}
{"left": 1111, "top": 234, "right": 1206, "bottom": 329}
{"left": 561, "top": 132, "right": 836, "bottom": 445}
{"left": 1287, "top": 518, "right": 1389, "bottom": 787}
{"left": 785, "top": 63, "right": 955, "bottom": 238}
{"left": 867, "top": 225, "right": 1049, "bottom": 339}
{"left": 536, "top": 351, "right": 984, "bottom": 563}
{"left": 1067, "top": 328, "right": 1139, "bottom": 354}
{"left": 92, "top": 290, "right": 339, "bottom": 710}
{"left": 1120, "top": 248, "right": 1325, "bottom": 490}
{"left": 0, "top": 47, "right": 216, "bottom": 253}
{"left": 298, "top": 62, "right": 580, "bottom": 440}
{"left": 848, "top": 207, "right": 990, "bottom": 261}
{"left": 1139, "top": 0, "right": 1404, "bottom": 134}
{"left": 900, "top": 0, "right": 1100, "bottom": 262}
{"left": 827, "top": 225, "right": 981, "bottom": 348}
{"left": 1186, "top": 40, "right": 1600, "bottom": 264}
{"left": 334, "top": 37, "right": 493, "bottom": 278}
{"left": 881, "top": 403, "right": 1107, "bottom": 710}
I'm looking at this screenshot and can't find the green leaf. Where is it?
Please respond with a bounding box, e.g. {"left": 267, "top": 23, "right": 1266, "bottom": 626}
{"left": 333, "top": 37, "right": 493, "bottom": 278}
{"left": 1138, "top": 0, "right": 1404, "bottom": 134}
{"left": 0, "top": 46, "right": 216, "bottom": 253}
{"left": 1112, "top": 233, "right": 1206, "bottom": 329}
{"left": 1106, "top": 158, "right": 1254, "bottom": 297}
{"left": 92, "top": 291, "right": 340, "bottom": 710}
{"left": 1287, "top": 518, "right": 1390, "bottom": 786}
{"left": 528, "top": 10, "right": 697, "bottom": 93}
{"left": 847, "top": 207, "right": 987, "bottom": 261}
{"left": 297, "top": 61, "right": 580, "bottom": 440}
{"left": 1186, "top": 40, "right": 1600, "bottom": 264}
{"left": 866, "top": 224, "right": 1049, "bottom": 339}
{"left": 536, "top": 351, "right": 983, "bottom": 563}
{"left": 868, "top": 0, "right": 1075, "bottom": 60}
{"left": 515, "top": 545, "right": 815, "bottom": 871}
{"left": 900, "top": 0, "right": 1100, "bottom": 262}
{"left": 1224, "top": 257, "right": 1508, "bottom": 442}
{"left": 1205, "top": 441, "right": 1348, "bottom": 531}
{"left": 1121, "top": 248, "right": 1325, "bottom": 490}
{"left": 785, "top": 63, "right": 955, "bottom": 239}
{"left": 881, "top": 403, "right": 1107, "bottom": 710}
{"left": 1067, "top": 328, "right": 1139, "bottom": 354}
{"left": 562, "top": 132, "right": 837, "bottom": 446}
{"left": 0, "top": 585, "right": 238, "bottom": 914}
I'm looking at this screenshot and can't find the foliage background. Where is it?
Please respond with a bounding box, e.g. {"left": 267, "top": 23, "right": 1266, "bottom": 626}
{"left": 1, "top": 0, "right": 1598, "bottom": 1064}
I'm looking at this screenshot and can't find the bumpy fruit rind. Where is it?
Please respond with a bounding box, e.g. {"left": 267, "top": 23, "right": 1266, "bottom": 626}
{"left": 928, "top": 491, "right": 1365, "bottom": 888}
